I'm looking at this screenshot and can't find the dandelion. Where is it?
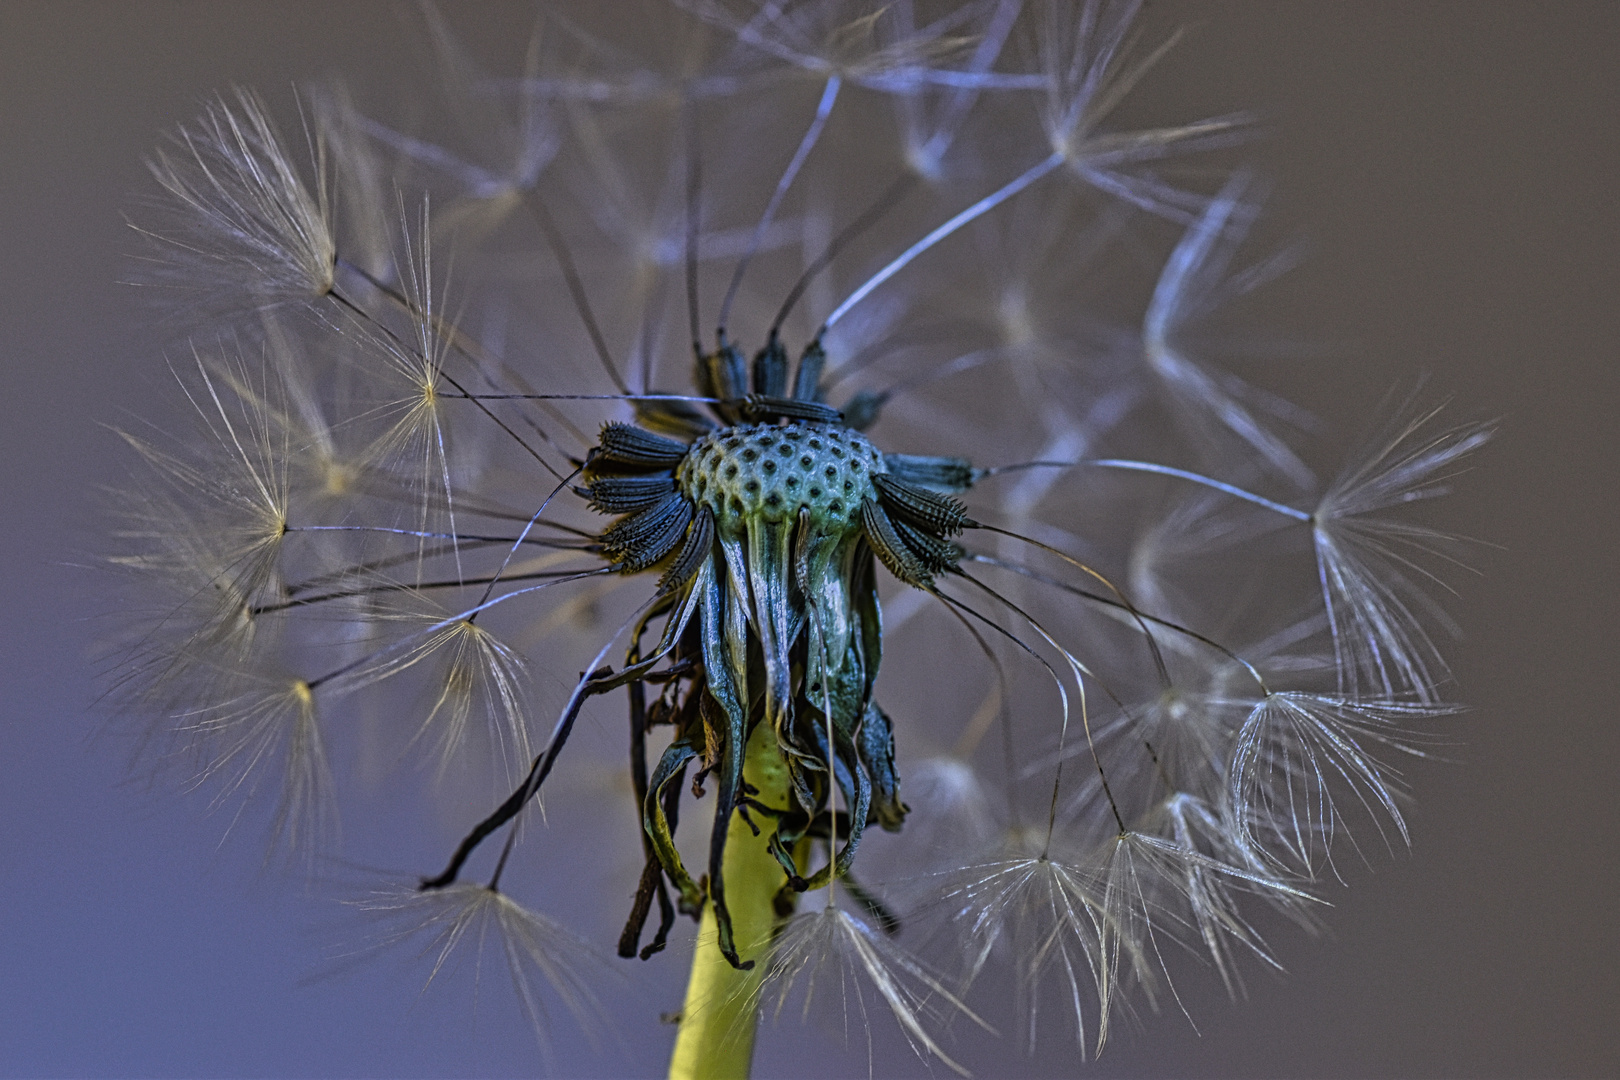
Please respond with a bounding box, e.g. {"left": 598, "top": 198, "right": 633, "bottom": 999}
{"left": 108, "top": 2, "right": 1489, "bottom": 1076}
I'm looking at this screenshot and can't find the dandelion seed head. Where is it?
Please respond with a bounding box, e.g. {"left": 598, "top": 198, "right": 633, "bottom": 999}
{"left": 104, "top": 1, "right": 1488, "bottom": 1071}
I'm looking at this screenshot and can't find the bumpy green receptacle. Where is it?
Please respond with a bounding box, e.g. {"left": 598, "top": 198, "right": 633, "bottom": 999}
{"left": 677, "top": 422, "right": 883, "bottom": 532}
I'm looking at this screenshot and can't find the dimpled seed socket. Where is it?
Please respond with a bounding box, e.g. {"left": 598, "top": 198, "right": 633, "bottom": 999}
{"left": 678, "top": 422, "right": 885, "bottom": 532}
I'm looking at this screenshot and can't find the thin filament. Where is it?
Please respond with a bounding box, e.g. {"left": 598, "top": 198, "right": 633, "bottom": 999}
{"left": 717, "top": 75, "right": 842, "bottom": 337}
{"left": 822, "top": 152, "right": 1063, "bottom": 331}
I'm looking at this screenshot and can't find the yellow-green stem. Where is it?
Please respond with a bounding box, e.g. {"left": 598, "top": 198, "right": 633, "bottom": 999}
{"left": 667, "top": 722, "right": 793, "bottom": 1080}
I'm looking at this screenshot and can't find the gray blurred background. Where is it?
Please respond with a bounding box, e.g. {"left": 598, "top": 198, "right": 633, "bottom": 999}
{"left": 1, "top": 2, "right": 1615, "bottom": 1077}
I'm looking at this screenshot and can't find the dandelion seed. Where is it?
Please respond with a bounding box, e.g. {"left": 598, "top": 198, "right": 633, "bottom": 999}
{"left": 1033, "top": 0, "right": 1250, "bottom": 218}
{"left": 752, "top": 903, "right": 992, "bottom": 1076}
{"left": 136, "top": 87, "right": 335, "bottom": 307}
{"left": 108, "top": 349, "right": 293, "bottom": 698}
{"left": 357, "top": 4, "right": 561, "bottom": 242}
{"left": 1312, "top": 401, "right": 1495, "bottom": 702}
{"left": 332, "top": 599, "right": 534, "bottom": 781}
{"left": 944, "top": 854, "right": 1109, "bottom": 1054}
{"left": 1142, "top": 175, "right": 1313, "bottom": 485}
{"left": 1143, "top": 791, "right": 1320, "bottom": 994}
{"left": 896, "top": 754, "right": 1000, "bottom": 864}
{"left": 308, "top": 84, "right": 397, "bottom": 284}
{"left": 1230, "top": 691, "right": 1454, "bottom": 874}
{"left": 687, "top": 0, "right": 987, "bottom": 90}
{"left": 177, "top": 669, "right": 334, "bottom": 864}
{"left": 353, "top": 882, "right": 609, "bottom": 1055}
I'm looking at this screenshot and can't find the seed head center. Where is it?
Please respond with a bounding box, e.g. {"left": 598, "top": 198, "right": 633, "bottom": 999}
{"left": 678, "top": 422, "right": 884, "bottom": 531}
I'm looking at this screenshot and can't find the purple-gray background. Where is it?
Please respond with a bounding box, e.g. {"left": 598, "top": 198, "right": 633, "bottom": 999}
{"left": 1, "top": 2, "right": 1615, "bottom": 1076}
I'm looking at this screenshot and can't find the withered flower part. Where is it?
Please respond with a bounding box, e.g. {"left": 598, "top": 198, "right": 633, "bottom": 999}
{"left": 420, "top": 331, "right": 973, "bottom": 971}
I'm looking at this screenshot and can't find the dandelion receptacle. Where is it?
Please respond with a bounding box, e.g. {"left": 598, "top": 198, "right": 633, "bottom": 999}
{"left": 107, "top": 2, "right": 1489, "bottom": 1076}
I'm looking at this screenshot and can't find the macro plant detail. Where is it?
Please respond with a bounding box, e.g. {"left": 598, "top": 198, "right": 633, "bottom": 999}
{"left": 107, "top": 2, "right": 1490, "bottom": 1076}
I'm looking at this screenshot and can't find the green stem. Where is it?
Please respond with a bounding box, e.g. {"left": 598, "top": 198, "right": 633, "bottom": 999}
{"left": 667, "top": 722, "right": 794, "bottom": 1080}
